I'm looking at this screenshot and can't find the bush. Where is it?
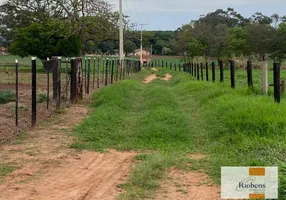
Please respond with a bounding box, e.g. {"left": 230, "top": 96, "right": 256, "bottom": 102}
{"left": 0, "top": 90, "right": 15, "bottom": 104}
{"left": 37, "top": 93, "right": 49, "bottom": 103}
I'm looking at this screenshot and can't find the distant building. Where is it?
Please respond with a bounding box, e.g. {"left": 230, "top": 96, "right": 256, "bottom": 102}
{"left": 134, "top": 49, "right": 151, "bottom": 63}
{"left": 0, "top": 47, "right": 7, "bottom": 55}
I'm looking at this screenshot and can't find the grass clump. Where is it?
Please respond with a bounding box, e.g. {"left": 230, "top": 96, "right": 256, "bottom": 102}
{"left": 0, "top": 89, "right": 15, "bottom": 104}
{"left": 37, "top": 93, "right": 49, "bottom": 103}
{"left": 0, "top": 165, "right": 16, "bottom": 180}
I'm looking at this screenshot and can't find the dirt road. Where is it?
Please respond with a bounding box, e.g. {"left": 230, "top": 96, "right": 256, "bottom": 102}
{"left": 0, "top": 98, "right": 136, "bottom": 200}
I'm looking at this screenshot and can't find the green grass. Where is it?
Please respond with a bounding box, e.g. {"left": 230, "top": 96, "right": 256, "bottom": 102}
{"left": 72, "top": 67, "right": 286, "bottom": 199}
{"left": 37, "top": 93, "right": 50, "bottom": 104}
{"left": 0, "top": 165, "right": 16, "bottom": 180}
{"left": 173, "top": 70, "right": 286, "bottom": 198}
{"left": 0, "top": 89, "right": 15, "bottom": 104}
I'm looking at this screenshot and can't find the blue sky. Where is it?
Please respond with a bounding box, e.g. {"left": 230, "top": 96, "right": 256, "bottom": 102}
{"left": 109, "top": 0, "right": 286, "bottom": 30}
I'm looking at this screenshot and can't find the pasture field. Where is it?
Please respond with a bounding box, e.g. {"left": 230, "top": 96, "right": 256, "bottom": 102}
{"left": 1, "top": 55, "right": 286, "bottom": 199}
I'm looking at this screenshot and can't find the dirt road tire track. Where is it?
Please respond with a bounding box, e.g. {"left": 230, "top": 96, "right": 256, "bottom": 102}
{"left": 0, "top": 97, "right": 136, "bottom": 200}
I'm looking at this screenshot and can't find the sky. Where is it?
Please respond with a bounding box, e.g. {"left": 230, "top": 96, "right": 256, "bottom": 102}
{"left": 109, "top": 0, "right": 286, "bottom": 30}
{"left": 0, "top": 0, "right": 285, "bottom": 31}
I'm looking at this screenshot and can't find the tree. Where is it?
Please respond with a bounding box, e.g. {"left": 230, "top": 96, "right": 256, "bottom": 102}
{"left": 162, "top": 47, "right": 172, "bottom": 55}
{"left": 124, "top": 40, "right": 136, "bottom": 55}
{"left": 246, "top": 24, "right": 275, "bottom": 60}
{"left": 8, "top": 20, "right": 81, "bottom": 60}
{"left": 209, "top": 24, "right": 229, "bottom": 60}
{"left": 271, "top": 23, "right": 286, "bottom": 62}
{"left": 227, "top": 27, "right": 249, "bottom": 57}
{"left": 0, "top": 0, "right": 117, "bottom": 52}
{"left": 170, "top": 24, "right": 193, "bottom": 56}
{"left": 251, "top": 12, "right": 272, "bottom": 25}
{"left": 188, "top": 38, "right": 206, "bottom": 59}
{"left": 246, "top": 24, "right": 275, "bottom": 94}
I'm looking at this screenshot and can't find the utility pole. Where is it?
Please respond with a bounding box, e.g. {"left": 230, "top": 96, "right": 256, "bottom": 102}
{"left": 139, "top": 23, "right": 148, "bottom": 65}
{"left": 119, "top": 0, "right": 124, "bottom": 69}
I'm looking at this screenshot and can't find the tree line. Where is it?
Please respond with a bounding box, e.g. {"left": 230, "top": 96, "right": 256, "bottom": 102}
{"left": 170, "top": 8, "right": 286, "bottom": 63}
{"left": 1, "top": 2, "right": 286, "bottom": 63}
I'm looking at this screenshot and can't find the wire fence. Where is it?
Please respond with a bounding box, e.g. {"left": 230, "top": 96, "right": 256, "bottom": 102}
{"left": 0, "top": 56, "right": 141, "bottom": 143}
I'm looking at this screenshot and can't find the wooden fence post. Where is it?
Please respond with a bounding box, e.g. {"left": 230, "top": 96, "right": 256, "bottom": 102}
{"left": 247, "top": 61, "right": 253, "bottom": 87}
{"left": 97, "top": 58, "right": 100, "bottom": 88}
{"left": 93, "top": 58, "right": 96, "bottom": 89}
{"left": 194, "top": 63, "right": 196, "bottom": 77}
{"left": 70, "top": 58, "right": 83, "bottom": 103}
{"left": 230, "top": 60, "right": 235, "bottom": 88}
{"left": 200, "top": 63, "right": 204, "bottom": 81}
{"left": 273, "top": 63, "right": 281, "bottom": 103}
{"left": 197, "top": 63, "right": 200, "bottom": 80}
{"left": 87, "top": 58, "right": 90, "bottom": 94}
{"left": 212, "top": 62, "right": 215, "bottom": 82}
{"left": 111, "top": 59, "right": 114, "bottom": 84}
{"left": 66, "top": 58, "right": 69, "bottom": 100}
{"left": 206, "top": 62, "right": 209, "bottom": 81}
{"left": 105, "top": 58, "right": 108, "bottom": 85}
{"left": 219, "top": 60, "right": 224, "bottom": 82}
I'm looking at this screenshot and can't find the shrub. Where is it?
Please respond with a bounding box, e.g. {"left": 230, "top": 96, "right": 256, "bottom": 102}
{"left": 0, "top": 90, "right": 15, "bottom": 104}
{"left": 37, "top": 93, "right": 49, "bottom": 103}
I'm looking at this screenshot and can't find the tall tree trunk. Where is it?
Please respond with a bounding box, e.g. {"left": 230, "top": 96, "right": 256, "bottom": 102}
{"left": 262, "top": 59, "right": 268, "bottom": 94}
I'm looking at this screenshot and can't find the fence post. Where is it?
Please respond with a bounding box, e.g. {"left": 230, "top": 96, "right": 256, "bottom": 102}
{"left": 230, "top": 60, "right": 235, "bottom": 88}
{"left": 66, "top": 58, "right": 69, "bottom": 100}
{"left": 179, "top": 63, "right": 181, "bottom": 72}
{"left": 70, "top": 58, "right": 83, "bottom": 103}
{"left": 201, "top": 63, "right": 204, "bottom": 81}
{"left": 212, "top": 62, "right": 215, "bottom": 82}
{"left": 170, "top": 63, "right": 172, "bottom": 70}
{"left": 31, "top": 57, "right": 37, "bottom": 127}
{"left": 274, "top": 63, "right": 281, "bottom": 103}
{"left": 46, "top": 58, "right": 50, "bottom": 109}
{"left": 111, "top": 59, "right": 114, "bottom": 84}
{"left": 194, "top": 63, "right": 196, "bottom": 77}
{"left": 56, "top": 57, "right": 61, "bottom": 109}
{"left": 97, "top": 58, "right": 100, "bottom": 88}
{"left": 119, "top": 59, "right": 122, "bottom": 80}
{"left": 197, "top": 63, "right": 200, "bottom": 80}
{"left": 93, "top": 58, "right": 96, "bottom": 89}
{"left": 206, "top": 62, "right": 209, "bottom": 81}
{"left": 219, "top": 60, "right": 224, "bottom": 82}
{"left": 84, "top": 58, "right": 87, "bottom": 93}
{"left": 247, "top": 61, "right": 253, "bottom": 87}
{"left": 105, "top": 58, "right": 108, "bottom": 85}
{"left": 15, "top": 59, "right": 19, "bottom": 126}
{"left": 116, "top": 59, "right": 119, "bottom": 81}
{"left": 87, "top": 58, "right": 90, "bottom": 94}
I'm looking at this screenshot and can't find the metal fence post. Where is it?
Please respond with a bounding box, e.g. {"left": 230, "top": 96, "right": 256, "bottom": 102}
{"left": 31, "top": 57, "right": 37, "bottom": 127}
{"left": 15, "top": 59, "right": 19, "bottom": 126}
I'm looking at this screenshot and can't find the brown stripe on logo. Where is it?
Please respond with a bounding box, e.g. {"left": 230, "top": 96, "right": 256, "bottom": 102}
{"left": 249, "top": 193, "right": 265, "bottom": 199}
{"left": 249, "top": 168, "right": 265, "bottom": 176}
